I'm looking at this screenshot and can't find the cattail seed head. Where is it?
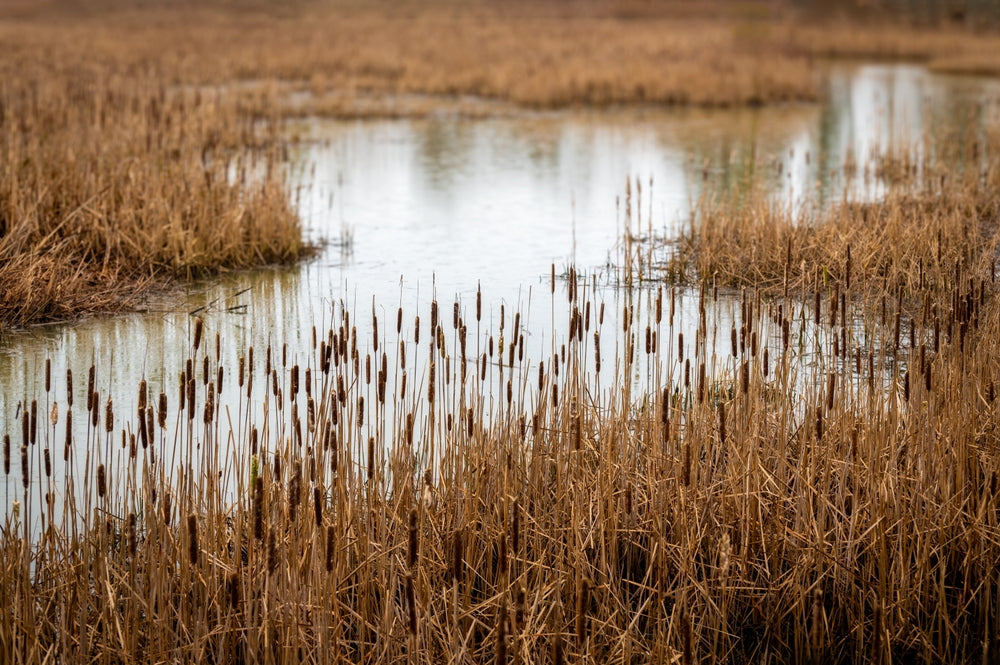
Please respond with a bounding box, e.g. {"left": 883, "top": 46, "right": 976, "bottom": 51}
{"left": 314, "top": 485, "right": 323, "bottom": 527}
{"left": 187, "top": 379, "right": 196, "bottom": 420}
{"left": 253, "top": 477, "right": 264, "bottom": 540}
{"left": 96, "top": 463, "right": 106, "bottom": 498}
{"left": 406, "top": 574, "right": 418, "bottom": 635}
{"left": 188, "top": 514, "right": 199, "bottom": 565}
{"left": 228, "top": 572, "right": 240, "bottom": 611}
{"left": 326, "top": 524, "right": 336, "bottom": 572}
{"left": 3, "top": 434, "right": 9, "bottom": 475}
{"left": 87, "top": 365, "right": 95, "bottom": 408}
{"left": 367, "top": 436, "right": 375, "bottom": 481}
{"left": 163, "top": 492, "right": 172, "bottom": 526}
{"left": 204, "top": 383, "right": 215, "bottom": 424}
{"left": 158, "top": 393, "right": 167, "bottom": 429}
{"left": 267, "top": 527, "right": 277, "bottom": 574}
{"left": 288, "top": 464, "right": 301, "bottom": 522}
{"left": 66, "top": 369, "right": 73, "bottom": 407}
{"left": 20, "top": 445, "right": 29, "bottom": 488}
{"left": 193, "top": 317, "right": 203, "bottom": 352}
{"left": 45, "top": 358, "right": 51, "bottom": 393}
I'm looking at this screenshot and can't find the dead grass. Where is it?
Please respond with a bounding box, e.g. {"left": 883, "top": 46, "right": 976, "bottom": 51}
{"left": 3, "top": 256, "right": 1000, "bottom": 662}
{"left": 659, "top": 135, "right": 1000, "bottom": 311}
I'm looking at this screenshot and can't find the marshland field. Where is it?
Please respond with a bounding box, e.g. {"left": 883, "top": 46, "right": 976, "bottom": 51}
{"left": 3, "top": 1, "right": 1000, "bottom": 663}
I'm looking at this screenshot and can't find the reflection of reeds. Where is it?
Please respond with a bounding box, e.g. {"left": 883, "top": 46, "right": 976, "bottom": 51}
{"left": 4, "top": 230, "right": 1000, "bottom": 661}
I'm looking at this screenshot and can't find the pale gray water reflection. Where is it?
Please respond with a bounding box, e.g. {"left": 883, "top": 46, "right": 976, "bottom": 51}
{"left": 2, "top": 64, "right": 999, "bottom": 529}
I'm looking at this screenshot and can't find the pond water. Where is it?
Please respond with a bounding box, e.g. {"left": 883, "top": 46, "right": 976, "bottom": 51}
{"left": 2, "top": 63, "right": 999, "bottom": 529}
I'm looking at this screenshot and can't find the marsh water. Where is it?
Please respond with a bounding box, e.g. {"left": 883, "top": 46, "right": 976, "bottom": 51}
{"left": 3, "top": 64, "right": 999, "bottom": 527}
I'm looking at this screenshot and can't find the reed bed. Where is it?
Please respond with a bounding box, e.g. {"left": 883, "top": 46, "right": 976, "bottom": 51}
{"left": 0, "top": 63, "right": 307, "bottom": 327}
{"left": 658, "top": 132, "right": 1000, "bottom": 314}
{"left": 3, "top": 245, "right": 1000, "bottom": 663}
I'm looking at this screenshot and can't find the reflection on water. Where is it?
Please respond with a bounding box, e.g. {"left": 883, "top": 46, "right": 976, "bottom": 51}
{"left": 2, "top": 64, "right": 998, "bottom": 527}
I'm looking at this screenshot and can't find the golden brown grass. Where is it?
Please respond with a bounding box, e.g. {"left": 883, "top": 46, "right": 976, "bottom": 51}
{"left": 0, "top": 60, "right": 307, "bottom": 327}
{"left": 660, "top": 135, "right": 1000, "bottom": 311}
{"left": 4, "top": 254, "right": 1000, "bottom": 662}
{"left": 1, "top": 0, "right": 998, "bottom": 328}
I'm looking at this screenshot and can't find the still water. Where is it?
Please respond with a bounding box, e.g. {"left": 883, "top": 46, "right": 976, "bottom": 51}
{"left": 2, "top": 64, "right": 998, "bottom": 526}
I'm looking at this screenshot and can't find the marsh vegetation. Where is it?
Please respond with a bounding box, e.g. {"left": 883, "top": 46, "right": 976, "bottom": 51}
{"left": 2, "top": 1, "right": 1000, "bottom": 663}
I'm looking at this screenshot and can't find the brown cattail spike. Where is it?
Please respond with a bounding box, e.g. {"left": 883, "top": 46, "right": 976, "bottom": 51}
{"left": 188, "top": 514, "right": 199, "bottom": 565}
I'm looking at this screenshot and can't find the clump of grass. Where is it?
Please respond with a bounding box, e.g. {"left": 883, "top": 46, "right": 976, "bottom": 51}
{"left": 0, "top": 67, "right": 308, "bottom": 326}
{"left": 660, "top": 140, "right": 1000, "bottom": 310}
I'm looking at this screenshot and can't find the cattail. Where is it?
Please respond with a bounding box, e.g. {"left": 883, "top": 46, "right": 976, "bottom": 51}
{"left": 66, "top": 369, "right": 73, "bottom": 407}
{"left": 3, "top": 434, "right": 9, "bottom": 475}
{"left": 811, "top": 588, "right": 824, "bottom": 655}
{"left": 21, "top": 410, "right": 28, "bottom": 447}
{"left": 20, "top": 445, "right": 28, "bottom": 488}
{"left": 202, "top": 355, "right": 209, "bottom": 386}
{"left": 288, "top": 464, "right": 301, "bottom": 522}
{"left": 45, "top": 358, "right": 51, "bottom": 393}
{"left": 163, "top": 492, "right": 172, "bottom": 526}
{"left": 314, "top": 486, "right": 323, "bottom": 527}
{"left": 428, "top": 362, "right": 436, "bottom": 404}
{"left": 145, "top": 406, "right": 153, "bottom": 448}
{"left": 193, "top": 316, "right": 203, "bottom": 351}
{"left": 291, "top": 365, "right": 299, "bottom": 396}
{"left": 452, "top": 528, "right": 464, "bottom": 584}
{"left": 188, "top": 514, "right": 199, "bottom": 565}
{"left": 217, "top": 365, "right": 223, "bottom": 392}
{"left": 30, "top": 401, "right": 37, "bottom": 444}
{"left": 127, "top": 512, "right": 137, "bottom": 557}
{"left": 367, "top": 436, "right": 375, "bottom": 481}
{"left": 406, "top": 574, "right": 418, "bottom": 635}
{"left": 203, "top": 383, "right": 214, "bottom": 424}
{"left": 228, "top": 572, "right": 240, "bottom": 611}
{"left": 157, "top": 392, "right": 167, "bottom": 430}
{"left": 87, "top": 365, "right": 95, "bottom": 411}
{"left": 826, "top": 372, "right": 836, "bottom": 412}
{"left": 326, "top": 524, "right": 336, "bottom": 572}
{"left": 44, "top": 447, "right": 51, "bottom": 477}
{"left": 138, "top": 405, "right": 149, "bottom": 450}
{"left": 267, "top": 528, "right": 277, "bottom": 574}
{"left": 252, "top": 476, "right": 264, "bottom": 540}
{"left": 815, "top": 406, "right": 823, "bottom": 441}
{"left": 97, "top": 463, "right": 106, "bottom": 498}
{"left": 187, "top": 379, "right": 196, "bottom": 420}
